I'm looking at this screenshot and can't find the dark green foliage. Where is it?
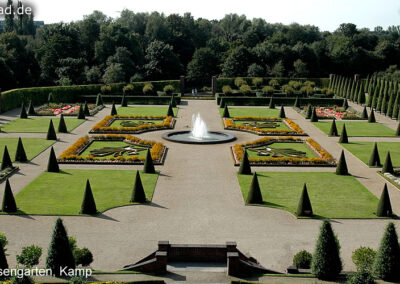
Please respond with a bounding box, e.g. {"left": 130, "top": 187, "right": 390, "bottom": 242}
{"left": 328, "top": 119, "right": 338, "bottom": 136}
{"left": 219, "top": 98, "right": 225, "bottom": 108}
{"left": 20, "top": 102, "right": 28, "bottom": 119}
{"left": 392, "top": 93, "right": 399, "bottom": 119}
{"left": 361, "top": 106, "right": 368, "bottom": 119}
{"left": 96, "top": 93, "right": 104, "bottom": 106}
{"left": 1, "top": 146, "right": 13, "bottom": 170}
{"left": 121, "top": 94, "right": 127, "bottom": 107}
{"left": 47, "top": 147, "right": 59, "bottom": 173}
{"left": 336, "top": 150, "right": 349, "bottom": 175}
{"left": 80, "top": 180, "right": 97, "bottom": 215}
{"left": 296, "top": 183, "right": 313, "bottom": 216}
{"left": 268, "top": 97, "right": 275, "bottom": 109}
{"left": 357, "top": 85, "right": 366, "bottom": 105}
{"left": 347, "top": 271, "right": 375, "bottom": 284}
{"left": 368, "top": 109, "right": 376, "bottom": 123}
{"left": 0, "top": 239, "right": 8, "bottom": 270}
{"left": 387, "top": 92, "right": 395, "bottom": 117}
{"left": 2, "top": 179, "right": 17, "bottom": 213}
{"left": 368, "top": 142, "right": 381, "bottom": 167}
{"left": 279, "top": 106, "right": 286, "bottom": 118}
{"left": 27, "top": 100, "right": 36, "bottom": 115}
{"left": 73, "top": 247, "right": 93, "bottom": 267}
{"left": 77, "top": 104, "right": 85, "bottom": 120}
{"left": 48, "top": 93, "right": 53, "bottom": 103}
{"left": 382, "top": 151, "right": 394, "bottom": 174}
{"left": 167, "top": 103, "right": 174, "bottom": 116}
{"left": 311, "top": 220, "right": 342, "bottom": 280}
{"left": 310, "top": 107, "right": 318, "bottom": 122}
{"left": 170, "top": 95, "right": 177, "bottom": 108}
{"left": 46, "top": 119, "right": 57, "bottom": 140}
{"left": 305, "top": 105, "right": 312, "bottom": 119}
{"left": 396, "top": 122, "right": 400, "bottom": 136}
{"left": 110, "top": 101, "right": 117, "bottom": 116}
{"left": 15, "top": 137, "right": 27, "bottom": 162}
{"left": 46, "top": 218, "right": 75, "bottom": 275}
{"left": 16, "top": 245, "right": 42, "bottom": 267}
{"left": 222, "top": 105, "right": 230, "bottom": 118}
{"left": 293, "top": 250, "right": 312, "bottom": 269}
{"left": 342, "top": 98, "right": 349, "bottom": 109}
{"left": 338, "top": 124, "right": 349, "bottom": 143}
{"left": 238, "top": 150, "right": 251, "bottom": 175}
{"left": 294, "top": 97, "right": 300, "bottom": 108}
{"left": 130, "top": 171, "right": 146, "bottom": 203}
{"left": 58, "top": 114, "right": 68, "bottom": 133}
{"left": 143, "top": 149, "right": 155, "bottom": 174}
{"left": 83, "top": 101, "right": 90, "bottom": 116}
{"left": 373, "top": 222, "right": 400, "bottom": 281}
{"left": 376, "top": 184, "right": 392, "bottom": 217}
{"left": 246, "top": 172, "right": 263, "bottom": 204}
{"left": 352, "top": 247, "right": 376, "bottom": 272}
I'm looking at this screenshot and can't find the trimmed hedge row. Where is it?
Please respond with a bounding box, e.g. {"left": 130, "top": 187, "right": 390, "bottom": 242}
{"left": 81, "top": 95, "right": 181, "bottom": 105}
{"left": 217, "top": 96, "right": 344, "bottom": 107}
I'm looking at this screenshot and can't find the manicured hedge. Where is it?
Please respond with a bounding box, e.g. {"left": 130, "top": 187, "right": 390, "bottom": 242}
{"left": 217, "top": 96, "right": 344, "bottom": 107}
{"left": 81, "top": 95, "right": 181, "bottom": 105}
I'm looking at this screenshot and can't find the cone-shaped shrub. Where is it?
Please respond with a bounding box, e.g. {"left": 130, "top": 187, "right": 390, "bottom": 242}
{"left": 328, "top": 119, "right": 338, "bottom": 136}
{"left": 373, "top": 222, "right": 400, "bottom": 281}
{"left": 338, "top": 124, "right": 348, "bottom": 143}
{"left": 311, "top": 220, "right": 342, "bottom": 280}
{"left": 110, "top": 101, "right": 117, "bottom": 116}
{"left": 222, "top": 105, "right": 230, "bottom": 118}
{"left": 170, "top": 95, "right": 177, "bottom": 107}
{"left": 376, "top": 184, "right": 392, "bottom": 217}
{"left": 130, "top": 171, "right": 146, "bottom": 203}
{"left": 268, "top": 97, "right": 275, "bottom": 109}
{"left": 77, "top": 104, "right": 85, "bottom": 120}
{"left": 1, "top": 146, "right": 13, "bottom": 170}
{"left": 396, "top": 122, "right": 400, "bottom": 136}
{"left": 279, "top": 106, "right": 286, "bottom": 118}
{"left": 47, "top": 147, "right": 59, "bottom": 173}
{"left": 0, "top": 238, "right": 8, "bottom": 269}
{"left": 238, "top": 150, "right": 251, "bottom": 175}
{"left": 57, "top": 114, "right": 68, "bottom": 133}
{"left": 121, "top": 94, "right": 127, "bottom": 107}
{"left": 336, "top": 150, "right": 349, "bottom": 175}
{"left": 219, "top": 98, "right": 225, "bottom": 108}
{"left": 382, "top": 151, "right": 394, "bottom": 174}
{"left": 27, "top": 100, "right": 36, "bottom": 115}
{"left": 20, "top": 102, "right": 28, "bottom": 119}
{"left": 96, "top": 93, "right": 103, "bottom": 106}
{"left": 310, "top": 107, "right": 318, "bottom": 122}
{"left": 83, "top": 101, "right": 90, "bottom": 116}
{"left": 80, "top": 180, "right": 97, "bottom": 215}
{"left": 368, "top": 109, "right": 376, "bottom": 123}
{"left": 296, "top": 183, "right": 313, "bottom": 216}
{"left": 246, "top": 172, "right": 263, "bottom": 204}
{"left": 143, "top": 149, "right": 155, "bottom": 174}
{"left": 15, "top": 137, "right": 27, "bottom": 162}
{"left": 342, "top": 99, "right": 349, "bottom": 109}
{"left": 361, "top": 106, "right": 368, "bottom": 119}
{"left": 294, "top": 97, "right": 300, "bottom": 108}
{"left": 368, "top": 142, "right": 381, "bottom": 167}
{"left": 46, "top": 119, "right": 57, "bottom": 140}
{"left": 47, "top": 93, "right": 53, "bottom": 103}
{"left": 305, "top": 105, "right": 312, "bottom": 119}
{"left": 2, "top": 179, "right": 17, "bottom": 213}
{"left": 46, "top": 218, "right": 75, "bottom": 275}
{"left": 167, "top": 103, "right": 174, "bottom": 117}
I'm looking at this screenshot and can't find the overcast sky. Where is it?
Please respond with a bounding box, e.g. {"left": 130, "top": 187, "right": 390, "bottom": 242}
{"left": 24, "top": 0, "right": 400, "bottom": 31}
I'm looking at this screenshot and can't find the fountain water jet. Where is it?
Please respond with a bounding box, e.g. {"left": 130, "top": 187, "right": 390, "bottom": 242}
{"left": 191, "top": 113, "right": 209, "bottom": 139}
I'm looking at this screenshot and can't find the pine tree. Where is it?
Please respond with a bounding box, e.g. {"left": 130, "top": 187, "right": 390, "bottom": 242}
{"left": 238, "top": 150, "right": 251, "bottom": 175}
{"left": 47, "top": 147, "right": 59, "bottom": 173}
{"left": 296, "top": 183, "right": 313, "bottom": 216}
{"left": 279, "top": 106, "right": 286, "bottom": 118}
{"left": 0, "top": 238, "right": 8, "bottom": 270}
{"left": 96, "top": 93, "right": 103, "bottom": 106}
{"left": 83, "top": 101, "right": 90, "bottom": 116}
{"left": 143, "top": 149, "right": 155, "bottom": 174}
{"left": 336, "top": 150, "right": 349, "bottom": 175}
{"left": 4, "top": 0, "right": 14, "bottom": 33}
{"left": 361, "top": 106, "right": 368, "bottom": 119}
{"left": 269, "top": 97, "right": 275, "bottom": 109}
{"left": 15, "top": 137, "right": 27, "bottom": 162}
{"left": 392, "top": 92, "right": 399, "bottom": 119}
{"left": 46, "top": 218, "right": 75, "bottom": 276}
{"left": 1, "top": 146, "right": 13, "bottom": 170}
{"left": 77, "top": 104, "right": 85, "bottom": 120}
{"left": 305, "top": 105, "right": 312, "bottom": 119}
{"left": 80, "top": 180, "right": 97, "bottom": 215}
{"left": 368, "top": 142, "right": 381, "bottom": 167}
{"left": 246, "top": 172, "right": 263, "bottom": 204}
{"left": 294, "top": 97, "right": 300, "bottom": 108}
{"left": 373, "top": 222, "right": 400, "bottom": 281}
{"left": 357, "top": 83, "right": 366, "bottom": 105}
{"left": 328, "top": 119, "right": 338, "bottom": 136}
{"left": 368, "top": 109, "right": 376, "bottom": 123}
{"left": 382, "top": 152, "right": 394, "bottom": 174}
{"left": 57, "top": 114, "right": 68, "bottom": 133}
{"left": 2, "top": 179, "right": 17, "bottom": 213}
{"left": 130, "top": 171, "right": 146, "bottom": 203}
{"left": 27, "top": 100, "right": 36, "bottom": 115}
{"left": 376, "top": 184, "right": 392, "bottom": 217}
{"left": 46, "top": 119, "right": 57, "bottom": 140}
{"left": 310, "top": 107, "right": 318, "bottom": 122}
{"left": 111, "top": 101, "right": 117, "bottom": 116}
{"left": 338, "top": 124, "right": 349, "bottom": 143}
{"left": 222, "top": 105, "right": 230, "bottom": 118}
{"left": 311, "top": 220, "right": 342, "bottom": 280}
{"left": 342, "top": 99, "right": 349, "bottom": 110}
{"left": 20, "top": 102, "right": 28, "bottom": 119}
{"left": 387, "top": 92, "right": 395, "bottom": 117}
{"left": 396, "top": 122, "right": 400, "bottom": 136}
{"left": 167, "top": 103, "right": 174, "bottom": 117}
{"left": 121, "top": 94, "right": 127, "bottom": 107}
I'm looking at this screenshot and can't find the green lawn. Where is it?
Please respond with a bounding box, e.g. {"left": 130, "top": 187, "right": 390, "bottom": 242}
{"left": 1, "top": 117, "right": 84, "bottom": 133}
{"left": 117, "top": 106, "right": 178, "bottom": 116}
{"left": 342, "top": 142, "right": 400, "bottom": 167}
{"left": 246, "top": 143, "right": 317, "bottom": 159}
{"left": 219, "top": 107, "right": 280, "bottom": 117}
{"left": 237, "top": 172, "right": 379, "bottom": 218}
{"left": 313, "top": 121, "right": 396, "bottom": 137}
{"left": 0, "top": 138, "right": 55, "bottom": 162}
{"left": 110, "top": 119, "right": 164, "bottom": 127}
{"left": 80, "top": 141, "right": 149, "bottom": 159}
{"left": 15, "top": 169, "right": 159, "bottom": 215}
{"left": 234, "top": 120, "right": 289, "bottom": 130}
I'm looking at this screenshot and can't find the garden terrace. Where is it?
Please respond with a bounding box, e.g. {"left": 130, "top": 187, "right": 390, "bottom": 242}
{"left": 381, "top": 171, "right": 400, "bottom": 190}
{"left": 232, "top": 137, "right": 335, "bottom": 166}
{"left": 36, "top": 103, "right": 104, "bottom": 116}
{"left": 80, "top": 95, "right": 181, "bottom": 105}
{"left": 313, "top": 121, "right": 397, "bottom": 137}
{"left": 0, "top": 117, "right": 84, "bottom": 133}
{"left": 117, "top": 106, "right": 179, "bottom": 116}
{"left": 218, "top": 107, "right": 280, "bottom": 117}
{"left": 216, "top": 96, "right": 344, "bottom": 107}
{"left": 295, "top": 106, "right": 365, "bottom": 120}
{"left": 0, "top": 138, "right": 55, "bottom": 162}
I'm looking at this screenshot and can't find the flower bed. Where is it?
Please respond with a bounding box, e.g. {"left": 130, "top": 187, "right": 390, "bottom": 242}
{"left": 223, "top": 116, "right": 306, "bottom": 136}
{"left": 0, "top": 166, "right": 19, "bottom": 182}
{"left": 232, "top": 136, "right": 335, "bottom": 166}
{"left": 295, "top": 106, "right": 364, "bottom": 120}
{"left": 58, "top": 134, "right": 166, "bottom": 165}
{"left": 90, "top": 115, "right": 174, "bottom": 134}
{"left": 381, "top": 171, "right": 400, "bottom": 189}
{"left": 36, "top": 103, "right": 104, "bottom": 116}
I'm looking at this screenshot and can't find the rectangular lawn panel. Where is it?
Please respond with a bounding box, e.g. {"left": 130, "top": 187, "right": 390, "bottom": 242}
{"left": 109, "top": 119, "right": 165, "bottom": 127}
{"left": 117, "top": 106, "right": 178, "bottom": 116}
{"left": 246, "top": 143, "right": 318, "bottom": 159}
{"left": 219, "top": 107, "right": 280, "bottom": 117}
{"left": 313, "top": 121, "right": 395, "bottom": 137}
{"left": 1, "top": 117, "right": 84, "bottom": 133}
{"left": 234, "top": 120, "right": 290, "bottom": 130}
{"left": 0, "top": 138, "right": 55, "bottom": 162}
{"left": 342, "top": 142, "right": 400, "bottom": 167}
{"left": 15, "top": 169, "right": 159, "bottom": 215}
{"left": 80, "top": 141, "right": 149, "bottom": 159}
{"left": 237, "top": 172, "right": 379, "bottom": 218}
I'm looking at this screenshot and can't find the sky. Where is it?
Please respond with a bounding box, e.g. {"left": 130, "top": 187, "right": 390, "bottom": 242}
{"left": 18, "top": 0, "right": 400, "bottom": 31}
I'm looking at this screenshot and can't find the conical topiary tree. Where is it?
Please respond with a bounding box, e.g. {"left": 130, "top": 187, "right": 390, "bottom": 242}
{"left": 305, "top": 105, "right": 312, "bottom": 119}
{"left": 80, "top": 180, "right": 97, "bottom": 215}
{"left": 46, "top": 119, "right": 57, "bottom": 140}
{"left": 47, "top": 147, "right": 59, "bottom": 173}
{"left": 121, "top": 94, "right": 127, "bottom": 107}
{"left": 83, "top": 101, "right": 90, "bottom": 116}
{"left": 111, "top": 101, "right": 117, "bottom": 116}
{"left": 219, "top": 98, "right": 225, "bottom": 108}
{"left": 47, "top": 93, "right": 53, "bottom": 103}
{"left": 368, "top": 109, "right": 376, "bottom": 123}
{"left": 342, "top": 98, "right": 349, "bottom": 109}
{"left": 170, "top": 95, "right": 177, "bottom": 107}
{"left": 382, "top": 151, "right": 394, "bottom": 174}
{"left": 246, "top": 172, "right": 263, "bottom": 204}
{"left": 328, "top": 119, "right": 338, "bottom": 136}
{"left": 310, "top": 107, "right": 318, "bottom": 122}
{"left": 143, "top": 149, "right": 155, "bottom": 174}
{"left": 15, "top": 137, "right": 27, "bottom": 162}
{"left": 222, "top": 105, "right": 230, "bottom": 118}
{"left": 2, "top": 179, "right": 17, "bottom": 213}
{"left": 376, "top": 184, "right": 392, "bottom": 217}
{"left": 279, "top": 106, "right": 286, "bottom": 118}
{"left": 296, "top": 183, "right": 313, "bottom": 216}
{"left": 396, "top": 122, "right": 400, "bottom": 136}
{"left": 20, "top": 102, "right": 28, "bottom": 119}
{"left": 130, "top": 171, "right": 146, "bottom": 203}
{"left": 27, "top": 100, "right": 36, "bottom": 115}
{"left": 1, "top": 146, "right": 13, "bottom": 170}
{"left": 269, "top": 97, "right": 275, "bottom": 109}
{"left": 336, "top": 150, "right": 349, "bottom": 175}
{"left": 368, "top": 142, "right": 381, "bottom": 167}
{"left": 167, "top": 103, "right": 174, "bottom": 116}
{"left": 46, "top": 218, "right": 75, "bottom": 276}
{"left": 96, "top": 93, "right": 103, "bottom": 106}
{"left": 373, "top": 222, "right": 400, "bottom": 281}
{"left": 361, "top": 106, "right": 368, "bottom": 119}
{"left": 338, "top": 124, "right": 348, "bottom": 143}
{"left": 238, "top": 150, "right": 251, "bottom": 175}
{"left": 0, "top": 237, "right": 8, "bottom": 270}
{"left": 77, "top": 104, "right": 85, "bottom": 120}
{"left": 57, "top": 114, "right": 68, "bottom": 133}
{"left": 294, "top": 97, "right": 300, "bottom": 108}
{"left": 311, "top": 220, "right": 342, "bottom": 280}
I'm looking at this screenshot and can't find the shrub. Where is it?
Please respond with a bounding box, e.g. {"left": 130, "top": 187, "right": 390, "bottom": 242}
{"left": 100, "top": 85, "right": 112, "bottom": 95}
{"left": 0, "top": 240, "right": 8, "bottom": 270}
{"left": 338, "top": 124, "right": 348, "bottom": 144}
{"left": 352, "top": 247, "right": 376, "bottom": 272}
{"left": 80, "top": 180, "right": 97, "bottom": 215}
{"left": 73, "top": 247, "right": 93, "bottom": 267}
{"left": 163, "top": 84, "right": 174, "bottom": 95}
{"left": 122, "top": 84, "right": 134, "bottom": 95}
{"left": 131, "top": 171, "right": 146, "bottom": 203}
{"left": 222, "top": 85, "right": 233, "bottom": 95}
{"left": 222, "top": 105, "right": 230, "bottom": 118}
{"left": 47, "top": 147, "right": 60, "bottom": 173}
{"left": 15, "top": 137, "right": 27, "bottom": 162}
{"left": 269, "top": 79, "right": 279, "bottom": 89}
{"left": 77, "top": 104, "right": 85, "bottom": 120}
{"left": 347, "top": 270, "right": 375, "bottom": 284}
{"left": 58, "top": 114, "right": 68, "bottom": 133}
{"left": 2, "top": 179, "right": 17, "bottom": 213}
{"left": 376, "top": 184, "right": 392, "bottom": 217}
{"left": 110, "top": 101, "right": 117, "bottom": 116}
{"left": 238, "top": 150, "right": 251, "bottom": 175}
{"left": 368, "top": 142, "right": 381, "bottom": 167}
{"left": 293, "top": 250, "right": 312, "bottom": 269}
{"left": 368, "top": 109, "right": 376, "bottom": 123}
{"left": 300, "top": 86, "right": 315, "bottom": 96}
{"left": 246, "top": 172, "right": 263, "bottom": 204}
{"left": 234, "top": 77, "right": 247, "bottom": 88}
{"left": 17, "top": 245, "right": 42, "bottom": 267}
{"left": 143, "top": 83, "right": 154, "bottom": 95}
{"left": 240, "top": 84, "right": 252, "bottom": 95}
{"left": 96, "top": 93, "right": 104, "bottom": 106}
{"left": 0, "top": 233, "right": 8, "bottom": 250}
{"left": 143, "top": 149, "right": 155, "bottom": 174}
{"left": 296, "top": 183, "right": 313, "bottom": 216}
{"left": 20, "top": 102, "right": 28, "bottom": 119}
{"left": 282, "top": 85, "right": 295, "bottom": 95}
{"left": 304, "top": 81, "right": 316, "bottom": 88}
{"left": 27, "top": 100, "right": 35, "bottom": 115}
{"left": 252, "top": 78, "right": 263, "bottom": 88}
{"left": 288, "top": 80, "right": 302, "bottom": 90}
{"left": 328, "top": 119, "right": 338, "bottom": 137}
{"left": 382, "top": 152, "right": 394, "bottom": 174}
{"left": 261, "top": 86, "right": 274, "bottom": 96}
{"left": 336, "top": 150, "right": 349, "bottom": 175}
